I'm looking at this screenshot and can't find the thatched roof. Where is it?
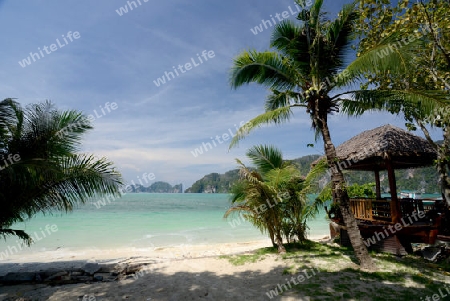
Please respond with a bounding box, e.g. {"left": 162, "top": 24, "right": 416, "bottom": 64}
{"left": 320, "top": 124, "right": 437, "bottom": 171}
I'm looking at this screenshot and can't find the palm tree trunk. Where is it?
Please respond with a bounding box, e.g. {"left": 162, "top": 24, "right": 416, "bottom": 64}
{"left": 275, "top": 231, "right": 286, "bottom": 253}
{"left": 438, "top": 151, "right": 450, "bottom": 206}
{"left": 268, "top": 227, "right": 276, "bottom": 247}
{"left": 318, "top": 115, "right": 376, "bottom": 270}
{"left": 272, "top": 213, "right": 286, "bottom": 253}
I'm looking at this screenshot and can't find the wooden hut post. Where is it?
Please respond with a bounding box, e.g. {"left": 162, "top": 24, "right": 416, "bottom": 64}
{"left": 386, "top": 158, "right": 400, "bottom": 224}
{"left": 374, "top": 169, "right": 381, "bottom": 199}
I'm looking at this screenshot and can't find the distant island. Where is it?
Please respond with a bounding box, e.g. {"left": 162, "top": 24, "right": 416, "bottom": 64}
{"left": 125, "top": 155, "right": 440, "bottom": 194}
{"left": 185, "top": 169, "right": 240, "bottom": 193}
{"left": 129, "top": 181, "right": 183, "bottom": 193}
{"left": 184, "top": 154, "right": 440, "bottom": 194}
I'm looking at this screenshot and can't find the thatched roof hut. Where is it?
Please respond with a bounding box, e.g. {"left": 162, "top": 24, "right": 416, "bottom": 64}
{"left": 332, "top": 124, "right": 437, "bottom": 171}
{"left": 323, "top": 125, "right": 442, "bottom": 251}
{"left": 321, "top": 124, "right": 437, "bottom": 224}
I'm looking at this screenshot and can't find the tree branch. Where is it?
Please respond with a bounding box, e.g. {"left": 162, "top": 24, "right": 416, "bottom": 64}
{"left": 420, "top": 0, "right": 450, "bottom": 66}
{"left": 417, "top": 119, "right": 438, "bottom": 148}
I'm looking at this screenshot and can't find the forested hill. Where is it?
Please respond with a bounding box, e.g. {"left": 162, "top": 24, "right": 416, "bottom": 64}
{"left": 184, "top": 155, "right": 322, "bottom": 193}
{"left": 185, "top": 169, "right": 239, "bottom": 193}
{"left": 184, "top": 154, "right": 440, "bottom": 194}
{"left": 129, "top": 181, "right": 183, "bottom": 193}
{"left": 288, "top": 155, "right": 321, "bottom": 175}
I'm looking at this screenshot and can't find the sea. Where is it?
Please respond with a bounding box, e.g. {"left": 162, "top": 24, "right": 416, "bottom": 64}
{"left": 0, "top": 194, "right": 330, "bottom": 256}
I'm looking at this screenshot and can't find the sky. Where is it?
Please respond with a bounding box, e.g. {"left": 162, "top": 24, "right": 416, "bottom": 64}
{"left": 0, "top": 0, "right": 441, "bottom": 189}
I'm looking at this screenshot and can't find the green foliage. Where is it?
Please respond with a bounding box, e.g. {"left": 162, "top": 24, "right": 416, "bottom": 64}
{"left": 356, "top": 0, "right": 450, "bottom": 92}
{"left": 317, "top": 183, "right": 376, "bottom": 204}
{"left": 347, "top": 168, "right": 440, "bottom": 194}
{"left": 185, "top": 169, "right": 239, "bottom": 193}
{"left": 320, "top": 168, "right": 440, "bottom": 201}
{"left": 355, "top": 0, "right": 450, "bottom": 203}
{"left": 224, "top": 145, "right": 326, "bottom": 253}
{"left": 287, "top": 155, "right": 321, "bottom": 176}
{"left": 347, "top": 183, "right": 377, "bottom": 198}
{"left": 229, "top": 1, "right": 363, "bottom": 147}
{"left": 0, "top": 99, "right": 123, "bottom": 242}
{"left": 130, "top": 181, "right": 182, "bottom": 193}
{"left": 187, "top": 155, "right": 440, "bottom": 195}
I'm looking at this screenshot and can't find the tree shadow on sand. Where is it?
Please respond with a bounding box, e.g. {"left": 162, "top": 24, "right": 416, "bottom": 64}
{"left": 0, "top": 247, "right": 449, "bottom": 301}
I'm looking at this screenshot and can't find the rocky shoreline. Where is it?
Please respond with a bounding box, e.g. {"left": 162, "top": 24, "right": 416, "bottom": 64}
{"left": 0, "top": 261, "right": 149, "bottom": 286}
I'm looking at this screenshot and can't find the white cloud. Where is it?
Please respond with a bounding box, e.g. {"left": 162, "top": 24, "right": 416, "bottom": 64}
{"left": 1, "top": 0, "right": 437, "bottom": 191}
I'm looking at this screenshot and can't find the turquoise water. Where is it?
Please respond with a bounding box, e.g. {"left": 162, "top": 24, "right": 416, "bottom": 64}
{"left": 0, "top": 194, "right": 329, "bottom": 254}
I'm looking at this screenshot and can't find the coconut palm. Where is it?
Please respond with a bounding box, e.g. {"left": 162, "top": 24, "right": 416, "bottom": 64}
{"left": 0, "top": 99, "right": 123, "bottom": 243}
{"left": 224, "top": 145, "right": 325, "bottom": 253}
{"left": 228, "top": 0, "right": 450, "bottom": 269}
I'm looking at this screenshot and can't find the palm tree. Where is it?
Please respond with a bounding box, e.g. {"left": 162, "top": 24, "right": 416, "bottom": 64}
{"left": 0, "top": 99, "right": 123, "bottom": 243}
{"left": 224, "top": 145, "right": 325, "bottom": 253}
{"left": 228, "top": 0, "right": 449, "bottom": 269}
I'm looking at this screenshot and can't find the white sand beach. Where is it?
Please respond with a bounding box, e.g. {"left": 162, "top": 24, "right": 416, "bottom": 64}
{"left": 2, "top": 235, "right": 450, "bottom": 301}
{"left": 0, "top": 238, "right": 333, "bottom": 301}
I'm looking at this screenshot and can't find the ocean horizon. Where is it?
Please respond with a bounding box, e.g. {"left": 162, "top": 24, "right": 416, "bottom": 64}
{"left": 0, "top": 193, "right": 330, "bottom": 259}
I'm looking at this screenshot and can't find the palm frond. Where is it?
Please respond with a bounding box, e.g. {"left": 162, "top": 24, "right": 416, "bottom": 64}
{"left": 52, "top": 110, "right": 93, "bottom": 153}
{"left": 1, "top": 153, "right": 123, "bottom": 224}
{"left": 324, "top": 2, "right": 358, "bottom": 73}
{"left": 270, "top": 20, "right": 312, "bottom": 80}
{"left": 228, "top": 180, "right": 248, "bottom": 204}
{"left": 33, "top": 154, "right": 122, "bottom": 212}
{"left": 271, "top": 20, "right": 302, "bottom": 53}
{"left": 338, "top": 33, "right": 424, "bottom": 86}
{"left": 235, "top": 159, "right": 264, "bottom": 184}
{"left": 223, "top": 205, "right": 255, "bottom": 219}
{"left": 7, "top": 101, "right": 93, "bottom": 161}
{"left": 265, "top": 166, "right": 300, "bottom": 189}
{"left": 0, "top": 100, "right": 123, "bottom": 243}
{"left": 0, "top": 99, "right": 23, "bottom": 156}
{"left": 0, "top": 229, "right": 33, "bottom": 246}
{"left": 229, "top": 107, "right": 293, "bottom": 149}
{"left": 246, "top": 145, "right": 284, "bottom": 174}
{"left": 265, "top": 90, "right": 305, "bottom": 111}
{"left": 304, "top": 157, "right": 328, "bottom": 187}
{"left": 309, "top": 0, "right": 325, "bottom": 29}
{"left": 341, "top": 89, "right": 450, "bottom": 116}
{"left": 230, "top": 50, "right": 298, "bottom": 91}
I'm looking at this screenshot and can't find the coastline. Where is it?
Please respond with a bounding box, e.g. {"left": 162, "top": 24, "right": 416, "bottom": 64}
{"left": 1, "top": 234, "right": 447, "bottom": 301}
{"left": 0, "top": 235, "right": 329, "bottom": 275}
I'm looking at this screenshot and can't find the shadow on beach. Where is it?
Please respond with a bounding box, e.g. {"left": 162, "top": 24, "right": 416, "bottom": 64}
{"left": 0, "top": 250, "right": 448, "bottom": 301}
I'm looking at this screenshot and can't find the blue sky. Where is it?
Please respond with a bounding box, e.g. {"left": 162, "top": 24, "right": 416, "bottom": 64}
{"left": 0, "top": 0, "right": 440, "bottom": 189}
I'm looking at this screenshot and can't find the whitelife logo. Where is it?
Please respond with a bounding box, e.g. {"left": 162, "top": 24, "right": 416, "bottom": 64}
{"left": 266, "top": 268, "right": 320, "bottom": 299}
{"left": 250, "top": 1, "right": 313, "bottom": 35}
{"left": 190, "top": 121, "right": 251, "bottom": 158}
{"left": 0, "top": 153, "right": 21, "bottom": 170}
{"left": 56, "top": 102, "right": 118, "bottom": 139}
{"left": 364, "top": 211, "right": 426, "bottom": 247}
{"left": 115, "top": 0, "right": 149, "bottom": 16}
{"left": 0, "top": 224, "right": 58, "bottom": 260}
{"left": 18, "top": 31, "right": 81, "bottom": 68}
{"left": 153, "top": 50, "right": 215, "bottom": 87}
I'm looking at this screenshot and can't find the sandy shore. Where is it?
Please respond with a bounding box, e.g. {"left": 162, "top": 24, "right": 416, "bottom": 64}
{"left": 0, "top": 237, "right": 331, "bottom": 301}
{"left": 3, "top": 235, "right": 443, "bottom": 301}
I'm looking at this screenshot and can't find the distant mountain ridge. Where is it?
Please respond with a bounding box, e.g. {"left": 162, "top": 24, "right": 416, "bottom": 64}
{"left": 185, "top": 169, "right": 239, "bottom": 193}
{"left": 185, "top": 155, "right": 321, "bottom": 193}
{"left": 129, "top": 181, "right": 183, "bottom": 193}
{"left": 185, "top": 154, "right": 440, "bottom": 194}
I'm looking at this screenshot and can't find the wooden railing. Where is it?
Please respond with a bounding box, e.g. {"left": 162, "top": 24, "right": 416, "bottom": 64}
{"left": 350, "top": 198, "right": 435, "bottom": 222}
{"left": 350, "top": 198, "right": 373, "bottom": 220}
{"left": 350, "top": 198, "right": 391, "bottom": 222}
